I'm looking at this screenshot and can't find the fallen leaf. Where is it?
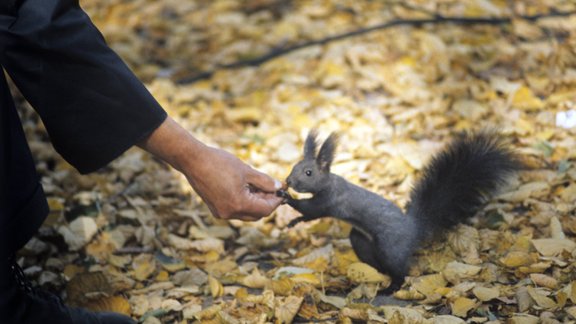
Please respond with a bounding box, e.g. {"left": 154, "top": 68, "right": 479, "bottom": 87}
{"left": 346, "top": 262, "right": 390, "bottom": 284}
{"left": 450, "top": 297, "right": 477, "bottom": 317}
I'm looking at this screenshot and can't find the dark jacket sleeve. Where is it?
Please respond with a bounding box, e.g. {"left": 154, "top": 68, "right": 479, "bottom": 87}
{"left": 0, "top": 0, "right": 167, "bottom": 174}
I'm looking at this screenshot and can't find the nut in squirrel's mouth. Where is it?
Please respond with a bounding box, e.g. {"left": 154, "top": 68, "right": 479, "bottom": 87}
{"left": 286, "top": 187, "right": 314, "bottom": 199}
{"left": 276, "top": 185, "right": 314, "bottom": 200}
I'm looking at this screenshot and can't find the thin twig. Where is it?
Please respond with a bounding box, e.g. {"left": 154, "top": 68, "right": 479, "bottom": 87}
{"left": 176, "top": 10, "right": 576, "bottom": 84}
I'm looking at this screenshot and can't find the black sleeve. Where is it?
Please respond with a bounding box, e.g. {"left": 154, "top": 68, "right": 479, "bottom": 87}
{"left": 0, "top": 0, "right": 167, "bottom": 174}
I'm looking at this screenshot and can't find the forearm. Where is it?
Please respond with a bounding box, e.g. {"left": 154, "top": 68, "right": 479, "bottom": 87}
{"left": 136, "top": 116, "right": 204, "bottom": 174}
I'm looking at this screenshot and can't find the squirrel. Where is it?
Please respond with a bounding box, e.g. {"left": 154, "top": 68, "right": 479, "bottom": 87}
{"left": 277, "top": 130, "right": 520, "bottom": 293}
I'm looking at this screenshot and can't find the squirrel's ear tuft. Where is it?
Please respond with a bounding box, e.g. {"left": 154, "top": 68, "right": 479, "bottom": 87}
{"left": 317, "top": 133, "right": 338, "bottom": 172}
{"left": 304, "top": 129, "right": 318, "bottom": 160}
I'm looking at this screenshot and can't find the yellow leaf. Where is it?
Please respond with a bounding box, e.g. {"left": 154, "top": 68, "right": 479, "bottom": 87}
{"left": 303, "top": 257, "right": 329, "bottom": 272}
{"left": 85, "top": 296, "right": 131, "bottom": 316}
{"left": 499, "top": 251, "right": 537, "bottom": 268}
{"left": 63, "top": 264, "right": 85, "bottom": 280}
{"left": 412, "top": 273, "right": 447, "bottom": 297}
{"left": 85, "top": 232, "right": 117, "bottom": 261}
{"left": 381, "top": 306, "right": 427, "bottom": 322}
{"left": 108, "top": 254, "right": 131, "bottom": 269}
{"left": 333, "top": 248, "right": 360, "bottom": 275}
{"left": 442, "top": 261, "right": 482, "bottom": 284}
{"left": 274, "top": 295, "right": 303, "bottom": 324}
{"left": 512, "top": 86, "right": 544, "bottom": 111}
{"left": 570, "top": 281, "right": 576, "bottom": 304}
{"left": 393, "top": 289, "right": 425, "bottom": 301}
{"left": 132, "top": 254, "right": 156, "bottom": 281}
{"left": 509, "top": 315, "right": 539, "bottom": 324}
{"left": 346, "top": 262, "right": 390, "bottom": 284}
{"left": 527, "top": 286, "right": 557, "bottom": 310}
{"left": 161, "top": 299, "right": 183, "bottom": 312}
{"left": 66, "top": 272, "right": 113, "bottom": 308}
{"left": 451, "top": 297, "right": 477, "bottom": 317}
{"left": 530, "top": 273, "right": 558, "bottom": 289}
{"left": 557, "top": 291, "right": 568, "bottom": 309}
{"left": 547, "top": 89, "right": 576, "bottom": 105}
{"left": 240, "top": 268, "right": 270, "bottom": 289}
{"left": 155, "top": 270, "right": 169, "bottom": 282}
{"left": 472, "top": 286, "right": 500, "bottom": 301}
{"left": 399, "top": 56, "right": 417, "bottom": 67}
{"left": 208, "top": 276, "right": 224, "bottom": 298}
{"left": 566, "top": 306, "right": 576, "bottom": 319}
{"left": 290, "top": 273, "right": 321, "bottom": 286}
{"left": 531, "top": 238, "right": 576, "bottom": 256}
{"left": 268, "top": 277, "right": 295, "bottom": 296}
{"left": 341, "top": 308, "right": 369, "bottom": 321}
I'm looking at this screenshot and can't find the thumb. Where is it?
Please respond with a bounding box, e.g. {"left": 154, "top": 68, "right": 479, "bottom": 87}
{"left": 246, "top": 168, "right": 282, "bottom": 193}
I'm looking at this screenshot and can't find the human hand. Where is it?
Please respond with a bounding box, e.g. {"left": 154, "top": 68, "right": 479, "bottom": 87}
{"left": 183, "top": 146, "right": 284, "bottom": 221}
{"left": 138, "top": 117, "right": 283, "bottom": 221}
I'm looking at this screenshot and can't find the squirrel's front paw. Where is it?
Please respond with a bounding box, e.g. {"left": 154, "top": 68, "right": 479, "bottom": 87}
{"left": 276, "top": 189, "right": 293, "bottom": 204}
{"left": 276, "top": 189, "right": 288, "bottom": 198}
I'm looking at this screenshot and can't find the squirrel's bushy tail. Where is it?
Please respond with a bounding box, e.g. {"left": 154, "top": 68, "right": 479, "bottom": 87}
{"left": 407, "top": 131, "right": 520, "bottom": 238}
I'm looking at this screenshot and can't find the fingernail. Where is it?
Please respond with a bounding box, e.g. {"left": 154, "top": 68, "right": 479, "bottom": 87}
{"left": 274, "top": 179, "right": 282, "bottom": 190}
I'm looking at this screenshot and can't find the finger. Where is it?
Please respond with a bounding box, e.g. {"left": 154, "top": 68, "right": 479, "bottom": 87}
{"left": 231, "top": 213, "right": 261, "bottom": 222}
{"left": 253, "top": 191, "right": 284, "bottom": 208}
{"left": 245, "top": 168, "right": 282, "bottom": 193}
{"left": 240, "top": 193, "right": 283, "bottom": 219}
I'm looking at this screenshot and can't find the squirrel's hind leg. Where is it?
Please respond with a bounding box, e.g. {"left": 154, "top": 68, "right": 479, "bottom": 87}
{"left": 350, "top": 228, "right": 409, "bottom": 294}
{"left": 349, "top": 227, "right": 380, "bottom": 268}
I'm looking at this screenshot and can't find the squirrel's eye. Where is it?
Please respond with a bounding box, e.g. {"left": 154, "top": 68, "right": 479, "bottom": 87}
{"left": 305, "top": 170, "right": 312, "bottom": 176}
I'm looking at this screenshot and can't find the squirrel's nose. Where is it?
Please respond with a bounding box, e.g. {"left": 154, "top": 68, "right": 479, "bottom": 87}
{"left": 286, "top": 179, "right": 291, "bottom": 187}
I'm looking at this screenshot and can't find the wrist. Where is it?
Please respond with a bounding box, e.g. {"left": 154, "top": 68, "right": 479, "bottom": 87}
{"left": 138, "top": 116, "right": 208, "bottom": 175}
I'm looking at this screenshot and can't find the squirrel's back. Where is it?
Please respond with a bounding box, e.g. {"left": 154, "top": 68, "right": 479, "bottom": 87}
{"left": 407, "top": 131, "right": 520, "bottom": 239}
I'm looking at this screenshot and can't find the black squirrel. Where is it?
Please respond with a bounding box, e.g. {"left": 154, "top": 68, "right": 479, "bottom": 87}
{"left": 278, "top": 130, "right": 520, "bottom": 292}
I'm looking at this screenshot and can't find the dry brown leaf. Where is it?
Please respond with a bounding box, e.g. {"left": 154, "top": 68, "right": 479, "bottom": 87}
{"left": 499, "top": 251, "right": 537, "bottom": 268}
{"left": 292, "top": 244, "right": 333, "bottom": 266}
{"left": 447, "top": 225, "right": 480, "bottom": 264}
{"left": 530, "top": 273, "right": 558, "bottom": 289}
{"left": 289, "top": 273, "right": 321, "bottom": 286}
{"left": 274, "top": 295, "right": 304, "bottom": 324}
{"left": 161, "top": 298, "right": 183, "bottom": 312}
{"left": 442, "top": 261, "right": 481, "bottom": 284}
{"left": 268, "top": 277, "right": 295, "bottom": 296}
{"left": 527, "top": 286, "right": 557, "bottom": 310}
{"left": 566, "top": 306, "right": 576, "bottom": 319}
{"left": 508, "top": 315, "right": 539, "bottom": 324}
{"left": 412, "top": 273, "right": 447, "bottom": 297}
{"left": 240, "top": 268, "right": 271, "bottom": 289}
{"left": 340, "top": 307, "right": 369, "bottom": 321}
{"left": 549, "top": 216, "right": 566, "bottom": 239}
{"left": 472, "top": 286, "right": 500, "bottom": 302}
{"left": 380, "top": 306, "right": 428, "bottom": 323}
{"left": 208, "top": 276, "right": 224, "bottom": 298}
{"left": 499, "top": 182, "right": 549, "bottom": 202}
{"left": 85, "top": 295, "right": 131, "bottom": 315}
{"left": 393, "top": 289, "right": 426, "bottom": 301}
{"left": 532, "top": 238, "right": 576, "bottom": 256}
{"left": 346, "top": 262, "right": 390, "bottom": 284}
{"left": 131, "top": 254, "right": 156, "bottom": 281}
{"left": 432, "top": 315, "right": 465, "bottom": 324}
{"left": 450, "top": 297, "right": 477, "bottom": 318}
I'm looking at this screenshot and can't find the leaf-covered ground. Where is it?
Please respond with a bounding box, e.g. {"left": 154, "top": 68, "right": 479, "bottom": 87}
{"left": 12, "top": 0, "right": 576, "bottom": 323}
